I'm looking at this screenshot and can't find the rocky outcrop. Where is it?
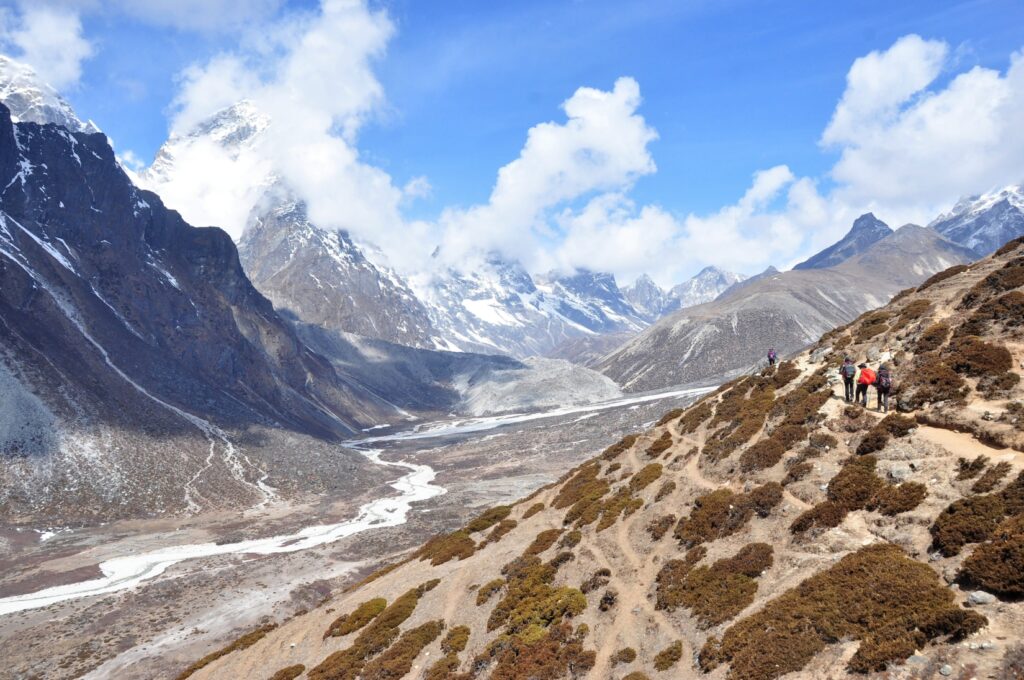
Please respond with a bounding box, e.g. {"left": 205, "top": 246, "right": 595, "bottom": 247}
{"left": 793, "top": 212, "right": 892, "bottom": 270}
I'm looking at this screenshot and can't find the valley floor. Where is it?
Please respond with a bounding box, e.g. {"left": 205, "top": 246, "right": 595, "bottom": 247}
{"left": 0, "top": 387, "right": 708, "bottom": 680}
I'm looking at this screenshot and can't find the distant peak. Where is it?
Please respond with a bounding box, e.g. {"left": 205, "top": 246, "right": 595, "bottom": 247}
{"left": 850, "top": 213, "right": 891, "bottom": 233}
{"left": 0, "top": 55, "right": 99, "bottom": 134}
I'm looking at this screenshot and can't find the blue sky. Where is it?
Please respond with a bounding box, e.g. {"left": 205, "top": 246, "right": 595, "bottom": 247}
{"left": 2, "top": 0, "right": 1024, "bottom": 283}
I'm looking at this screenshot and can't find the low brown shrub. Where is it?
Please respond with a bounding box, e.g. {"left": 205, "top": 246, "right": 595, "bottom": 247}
{"left": 958, "top": 515, "right": 1024, "bottom": 597}
{"left": 898, "top": 353, "right": 969, "bottom": 409}
{"left": 972, "top": 461, "right": 1012, "bottom": 493}
{"left": 870, "top": 482, "right": 927, "bottom": 516}
{"left": 467, "top": 506, "right": 512, "bottom": 533}
{"left": 324, "top": 598, "right": 387, "bottom": 639}
{"left": 657, "top": 408, "right": 685, "bottom": 426}
{"left": 604, "top": 462, "right": 621, "bottom": 476}
{"left": 957, "top": 456, "right": 989, "bottom": 480}
{"left": 524, "top": 529, "right": 562, "bottom": 556}
{"left": 601, "top": 434, "right": 639, "bottom": 460}
{"left": 654, "top": 480, "right": 676, "bottom": 502}
{"left": 770, "top": 424, "right": 809, "bottom": 450}
{"left": 653, "top": 641, "right": 683, "bottom": 671}
{"left": 790, "top": 500, "right": 847, "bottom": 534}
{"left": 674, "top": 483, "right": 782, "bottom": 546}
{"left": 484, "top": 622, "right": 595, "bottom": 680}
{"left": 915, "top": 321, "right": 951, "bottom": 353}
{"left": 828, "top": 456, "right": 884, "bottom": 509}
{"left": 645, "top": 431, "right": 673, "bottom": 458}
{"left": 855, "top": 428, "right": 889, "bottom": 456}
{"left": 486, "top": 519, "right": 518, "bottom": 544}
{"left": 944, "top": 336, "right": 1013, "bottom": 377}
{"left": 898, "top": 298, "right": 932, "bottom": 323}
{"left": 176, "top": 624, "right": 277, "bottom": 680}
{"left": 917, "top": 263, "right": 969, "bottom": 291}
{"left": 611, "top": 647, "right": 636, "bottom": 665}
{"left": 621, "top": 673, "right": 650, "bottom": 680}
{"left": 771, "top": 361, "right": 800, "bottom": 388}
{"left": 522, "top": 502, "right": 545, "bottom": 519}
{"left": 739, "top": 439, "right": 786, "bottom": 472}
{"left": 678, "top": 400, "right": 714, "bottom": 434}
{"left": 595, "top": 489, "right": 644, "bottom": 532}
{"left": 979, "top": 371, "right": 1020, "bottom": 399}
{"left": 580, "top": 568, "right": 611, "bottom": 594}
{"left": 808, "top": 432, "right": 837, "bottom": 450}
{"left": 598, "top": 589, "right": 617, "bottom": 612}
{"left": 417, "top": 531, "right": 476, "bottom": 566}
{"left": 487, "top": 557, "right": 586, "bottom": 635}
{"left": 441, "top": 625, "right": 470, "bottom": 654}
{"left": 782, "top": 461, "right": 813, "bottom": 486}
{"left": 477, "top": 579, "right": 506, "bottom": 606}
{"left": 930, "top": 494, "right": 1006, "bottom": 556}
{"left": 558, "top": 529, "right": 582, "bottom": 549}
{"left": 698, "top": 543, "right": 986, "bottom": 680}
{"left": 629, "top": 463, "right": 663, "bottom": 492}
{"left": 854, "top": 311, "right": 890, "bottom": 342}
{"left": 555, "top": 464, "right": 610, "bottom": 526}
{"left": 880, "top": 413, "right": 916, "bottom": 437}
{"left": 959, "top": 256, "right": 1024, "bottom": 308}
{"left": 646, "top": 514, "right": 676, "bottom": 541}
{"left": 269, "top": 666, "right": 305, "bottom": 680}
{"left": 361, "top": 619, "right": 444, "bottom": 680}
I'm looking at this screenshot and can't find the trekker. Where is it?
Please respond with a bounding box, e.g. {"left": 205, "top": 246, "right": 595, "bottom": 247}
{"left": 856, "top": 363, "right": 876, "bottom": 407}
{"left": 875, "top": 364, "right": 892, "bottom": 413}
{"left": 767, "top": 348, "right": 777, "bottom": 367}
{"left": 839, "top": 357, "right": 856, "bottom": 402}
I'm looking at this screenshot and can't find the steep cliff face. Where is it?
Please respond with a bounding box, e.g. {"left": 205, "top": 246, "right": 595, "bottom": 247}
{"left": 930, "top": 184, "right": 1024, "bottom": 258}
{"left": 0, "top": 103, "right": 406, "bottom": 520}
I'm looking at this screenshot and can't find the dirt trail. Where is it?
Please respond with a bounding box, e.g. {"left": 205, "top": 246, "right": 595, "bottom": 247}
{"left": 914, "top": 421, "right": 1024, "bottom": 465}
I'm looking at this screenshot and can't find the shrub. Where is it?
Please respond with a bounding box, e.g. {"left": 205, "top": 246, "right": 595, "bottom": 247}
{"left": 654, "top": 480, "right": 676, "bottom": 502}
{"left": 486, "top": 519, "right": 518, "bottom": 544}
{"left": 598, "top": 589, "right": 618, "bottom": 612}
{"left": 558, "top": 529, "right": 582, "bottom": 549}
{"left": 674, "top": 484, "right": 782, "bottom": 546}
{"left": 324, "top": 598, "right": 387, "bottom": 639}
{"left": 917, "top": 263, "right": 969, "bottom": 292}
{"left": 782, "top": 461, "right": 813, "bottom": 486}
{"left": 1000, "top": 644, "right": 1024, "bottom": 680}
{"left": 956, "top": 456, "right": 989, "bottom": 480}
{"left": 645, "top": 431, "right": 673, "bottom": 457}
{"left": 596, "top": 489, "right": 644, "bottom": 532}
{"left": 808, "top": 432, "right": 837, "bottom": 450}
{"left": 269, "top": 666, "right": 305, "bottom": 680}
{"left": 657, "top": 543, "right": 773, "bottom": 626}
{"left": 488, "top": 556, "right": 587, "bottom": 635}
{"left": 854, "top": 311, "right": 890, "bottom": 342}
{"left": 524, "top": 529, "right": 562, "bottom": 556}
{"left": 930, "top": 494, "right": 1006, "bottom": 556}
{"left": 601, "top": 434, "right": 639, "bottom": 460}
{"left": 855, "top": 429, "right": 889, "bottom": 456}
{"left": 915, "top": 321, "right": 951, "bottom": 353}
{"left": 790, "top": 500, "right": 847, "bottom": 534}
{"left": 176, "top": 624, "right": 277, "bottom": 679}
{"left": 772, "top": 361, "right": 800, "bottom": 388}
{"left": 621, "top": 673, "right": 650, "bottom": 680}
{"left": 417, "top": 531, "right": 476, "bottom": 566}
{"left": 870, "top": 482, "right": 927, "bottom": 516}
{"left": 611, "top": 647, "right": 636, "bottom": 665}
{"left": 467, "top": 506, "right": 513, "bottom": 533}
{"left": 739, "top": 439, "right": 786, "bottom": 472}
{"left": 678, "top": 401, "right": 714, "bottom": 434}
{"left": 605, "top": 462, "right": 621, "bottom": 476}
{"left": 972, "top": 461, "right": 1012, "bottom": 494}
{"left": 441, "top": 625, "right": 470, "bottom": 654}
{"left": 646, "top": 514, "right": 676, "bottom": 541}
{"left": 580, "top": 568, "right": 611, "bottom": 594}
{"left": 361, "top": 619, "right": 444, "bottom": 680}
{"left": 958, "top": 516, "right": 1024, "bottom": 597}
{"left": 898, "top": 298, "right": 932, "bottom": 323}
{"left": 555, "top": 464, "right": 610, "bottom": 525}
{"left": 522, "top": 502, "right": 545, "bottom": 519}
{"left": 484, "top": 623, "right": 595, "bottom": 680}
{"left": 899, "top": 353, "right": 968, "bottom": 409}
{"left": 477, "top": 579, "right": 506, "bottom": 606}
{"left": 698, "top": 544, "right": 986, "bottom": 680}
{"left": 880, "top": 413, "right": 916, "bottom": 437}
{"left": 630, "top": 463, "right": 663, "bottom": 492}
{"left": 653, "top": 641, "right": 683, "bottom": 671}
{"left": 979, "top": 371, "right": 1021, "bottom": 399}
{"left": 959, "top": 256, "right": 1024, "bottom": 308}
{"left": 656, "top": 408, "right": 684, "bottom": 426}
{"left": 828, "top": 456, "right": 884, "bottom": 509}
{"left": 770, "top": 424, "right": 808, "bottom": 450}
{"left": 944, "top": 336, "right": 1013, "bottom": 377}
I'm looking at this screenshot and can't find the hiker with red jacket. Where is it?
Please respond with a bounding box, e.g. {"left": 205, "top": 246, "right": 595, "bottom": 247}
{"left": 856, "top": 363, "right": 876, "bottom": 407}
{"left": 767, "top": 348, "right": 777, "bottom": 367}
{"left": 839, "top": 357, "right": 856, "bottom": 402}
{"left": 875, "top": 364, "right": 892, "bottom": 413}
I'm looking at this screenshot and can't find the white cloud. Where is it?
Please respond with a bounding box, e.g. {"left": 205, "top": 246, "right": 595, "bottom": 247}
{"left": 1, "top": 3, "right": 93, "bottom": 90}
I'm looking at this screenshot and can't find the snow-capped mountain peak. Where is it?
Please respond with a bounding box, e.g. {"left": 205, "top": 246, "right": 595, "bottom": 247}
{"left": 0, "top": 55, "right": 100, "bottom": 134}
{"left": 929, "top": 183, "right": 1024, "bottom": 257}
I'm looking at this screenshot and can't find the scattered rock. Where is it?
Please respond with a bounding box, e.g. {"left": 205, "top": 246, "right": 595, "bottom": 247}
{"left": 810, "top": 346, "right": 832, "bottom": 363}
{"left": 939, "top": 664, "right": 953, "bottom": 676}
{"left": 888, "top": 463, "right": 912, "bottom": 483}
{"left": 968, "top": 590, "right": 996, "bottom": 605}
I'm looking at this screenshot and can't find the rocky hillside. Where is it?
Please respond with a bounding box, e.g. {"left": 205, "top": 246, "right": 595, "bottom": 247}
{"left": 624, "top": 268, "right": 746, "bottom": 322}
{"left": 181, "top": 238, "right": 1024, "bottom": 679}
{"left": 595, "top": 224, "right": 974, "bottom": 392}
{"left": 930, "top": 184, "right": 1024, "bottom": 259}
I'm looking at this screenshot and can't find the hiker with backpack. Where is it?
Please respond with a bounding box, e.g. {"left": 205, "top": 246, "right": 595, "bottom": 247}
{"left": 856, "top": 363, "right": 876, "bottom": 407}
{"left": 839, "top": 357, "right": 856, "bottom": 402}
{"left": 875, "top": 364, "right": 892, "bottom": 413}
{"left": 767, "top": 348, "right": 777, "bottom": 367}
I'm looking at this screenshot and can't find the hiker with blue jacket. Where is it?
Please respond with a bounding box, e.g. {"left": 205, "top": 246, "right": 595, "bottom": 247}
{"left": 839, "top": 357, "right": 856, "bottom": 402}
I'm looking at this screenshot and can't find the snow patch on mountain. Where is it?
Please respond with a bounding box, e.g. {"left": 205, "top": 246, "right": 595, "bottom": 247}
{"left": 929, "top": 184, "right": 1024, "bottom": 257}
{"left": 0, "top": 56, "right": 100, "bottom": 134}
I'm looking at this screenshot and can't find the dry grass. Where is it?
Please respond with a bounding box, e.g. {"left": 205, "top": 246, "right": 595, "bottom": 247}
{"left": 972, "top": 461, "right": 1012, "bottom": 493}
{"left": 323, "top": 598, "right": 387, "bottom": 639}
{"left": 653, "top": 641, "right": 683, "bottom": 671}
{"left": 269, "top": 665, "right": 305, "bottom": 680}
{"left": 611, "top": 648, "right": 636, "bottom": 665}
{"left": 175, "top": 624, "right": 277, "bottom": 680}
{"left": 361, "top": 619, "right": 444, "bottom": 680}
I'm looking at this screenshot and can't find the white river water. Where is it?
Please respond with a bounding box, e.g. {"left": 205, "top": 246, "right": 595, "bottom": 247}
{"left": 0, "top": 385, "right": 711, "bottom": 617}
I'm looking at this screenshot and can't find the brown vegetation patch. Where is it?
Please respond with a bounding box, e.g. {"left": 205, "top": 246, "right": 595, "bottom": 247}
{"left": 960, "top": 256, "right": 1024, "bottom": 308}
{"left": 524, "top": 529, "right": 562, "bottom": 556}
{"left": 324, "top": 598, "right": 387, "bottom": 639}
{"left": 870, "top": 482, "right": 928, "bottom": 516}
{"left": 645, "top": 431, "right": 673, "bottom": 458}
{"left": 677, "top": 400, "right": 714, "bottom": 435}
{"left": 522, "top": 502, "right": 545, "bottom": 520}
{"left": 482, "top": 622, "right": 595, "bottom": 680}
{"left": 771, "top": 361, "right": 801, "bottom": 389}
{"left": 601, "top": 434, "right": 639, "bottom": 461}
{"left": 656, "top": 408, "right": 684, "bottom": 426}
{"left": 621, "top": 673, "right": 650, "bottom": 680}
{"left": 854, "top": 310, "right": 891, "bottom": 342}
{"left": 957, "top": 456, "right": 989, "bottom": 480}
{"left": 703, "top": 383, "right": 777, "bottom": 462}
{"left": 467, "top": 506, "right": 513, "bottom": 533}
{"left": 944, "top": 336, "right": 1013, "bottom": 377}
{"left": 917, "top": 263, "right": 970, "bottom": 292}
{"left": 629, "top": 463, "right": 663, "bottom": 492}
{"left": 979, "top": 371, "right": 1020, "bottom": 399}
{"left": 269, "top": 666, "right": 305, "bottom": 680}
{"left": 739, "top": 439, "right": 786, "bottom": 472}
{"left": 477, "top": 579, "right": 506, "bottom": 606}
{"left": 916, "top": 321, "right": 951, "bottom": 353}
{"left": 486, "top": 519, "right": 518, "bottom": 544}
{"left": 674, "top": 483, "right": 782, "bottom": 547}
{"left": 898, "top": 353, "right": 968, "bottom": 409}
{"left": 558, "top": 530, "right": 582, "bottom": 550}
{"left": 595, "top": 489, "right": 644, "bottom": 532}
{"left": 487, "top": 555, "right": 586, "bottom": 636}
{"left": 417, "top": 531, "right": 476, "bottom": 566}
{"left": 898, "top": 298, "right": 932, "bottom": 324}
{"left": 555, "top": 463, "right": 611, "bottom": 526}
{"left": 808, "top": 432, "right": 837, "bottom": 450}
{"left": 580, "top": 568, "right": 611, "bottom": 594}
{"left": 653, "top": 480, "right": 676, "bottom": 502}
{"left": 611, "top": 647, "right": 636, "bottom": 665}
{"left": 647, "top": 514, "right": 676, "bottom": 541}
{"left": 656, "top": 543, "right": 773, "bottom": 627}
{"left": 175, "top": 624, "right": 277, "bottom": 680}
{"left": 653, "top": 641, "right": 683, "bottom": 671}
{"left": 958, "top": 515, "right": 1024, "bottom": 598}
{"left": 361, "top": 619, "right": 444, "bottom": 680}
{"left": 783, "top": 461, "right": 813, "bottom": 486}
{"left": 972, "top": 462, "right": 1012, "bottom": 494}
{"left": 931, "top": 472, "right": 1024, "bottom": 556}
{"left": 698, "top": 543, "right": 986, "bottom": 680}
